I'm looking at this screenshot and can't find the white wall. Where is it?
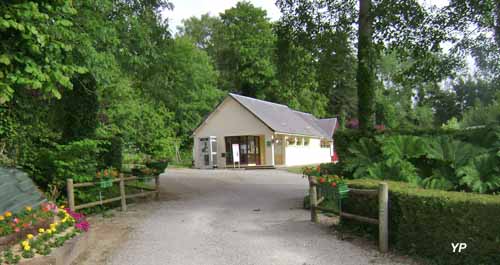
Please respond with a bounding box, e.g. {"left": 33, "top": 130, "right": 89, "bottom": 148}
{"left": 193, "top": 97, "right": 274, "bottom": 168}
{"left": 284, "top": 138, "right": 332, "bottom": 166}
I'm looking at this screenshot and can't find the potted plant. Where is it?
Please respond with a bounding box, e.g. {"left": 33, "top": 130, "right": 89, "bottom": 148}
{"left": 145, "top": 158, "right": 169, "bottom": 174}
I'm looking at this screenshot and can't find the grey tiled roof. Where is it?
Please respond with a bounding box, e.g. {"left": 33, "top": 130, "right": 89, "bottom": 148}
{"left": 229, "top": 93, "right": 336, "bottom": 139}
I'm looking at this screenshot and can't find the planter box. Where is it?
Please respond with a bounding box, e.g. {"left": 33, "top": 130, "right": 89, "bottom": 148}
{"left": 19, "top": 230, "right": 92, "bottom": 265}
{"left": 0, "top": 217, "right": 54, "bottom": 251}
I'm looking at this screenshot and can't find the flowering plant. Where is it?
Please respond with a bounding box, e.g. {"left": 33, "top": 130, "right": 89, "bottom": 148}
{"left": 316, "top": 175, "right": 346, "bottom": 188}
{"left": 302, "top": 165, "right": 321, "bottom": 177}
{"left": 0, "top": 203, "right": 57, "bottom": 237}
{"left": 0, "top": 204, "right": 90, "bottom": 264}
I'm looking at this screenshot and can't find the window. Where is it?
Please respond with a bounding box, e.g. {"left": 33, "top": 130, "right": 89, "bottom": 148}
{"left": 320, "top": 140, "right": 331, "bottom": 148}
{"left": 287, "top": 137, "right": 296, "bottom": 145}
{"left": 304, "top": 138, "right": 310, "bottom": 146}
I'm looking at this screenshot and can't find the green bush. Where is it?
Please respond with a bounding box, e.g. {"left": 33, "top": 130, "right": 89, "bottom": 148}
{"left": 331, "top": 126, "right": 500, "bottom": 194}
{"left": 342, "top": 179, "right": 500, "bottom": 265}
{"left": 98, "top": 135, "right": 123, "bottom": 171}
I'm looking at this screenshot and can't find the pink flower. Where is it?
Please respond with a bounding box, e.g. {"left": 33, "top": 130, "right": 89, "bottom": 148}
{"left": 13, "top": 218, "right": 19, "bottom": 224}
{"left": 14, "top": 227, "right": 20, "bottom": 233}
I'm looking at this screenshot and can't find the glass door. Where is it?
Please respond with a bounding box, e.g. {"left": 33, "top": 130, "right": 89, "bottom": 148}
{"left": 225, "top": 136, "right": 261, "bottom": 165}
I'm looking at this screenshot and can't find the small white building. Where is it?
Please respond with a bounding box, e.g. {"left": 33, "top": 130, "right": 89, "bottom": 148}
{"left": 192, "top": 93, "right": 337, "bottom": 168}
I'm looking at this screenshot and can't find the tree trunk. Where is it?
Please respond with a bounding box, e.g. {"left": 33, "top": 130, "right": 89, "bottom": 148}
{"left": 357, "top": 0, "right": 375, "bottom": 131}
{"left": 495, "top": 0, "right": 500, "bottom": 48}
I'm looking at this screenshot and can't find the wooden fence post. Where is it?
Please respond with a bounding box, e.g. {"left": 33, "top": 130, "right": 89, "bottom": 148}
{"left": 309, "top": 176, "right": 318, "bottom": 223}
{"left": 67, "top": 179, "right": 75, "bottom": 212}
{"left": 154, "top": 175, "right": 160, "bottom": 200}
{"left": 379, "top": 182, "right": 389, "bottom": 253}
{"left": 119, "top": 174, "right": 127, "bottom": 211}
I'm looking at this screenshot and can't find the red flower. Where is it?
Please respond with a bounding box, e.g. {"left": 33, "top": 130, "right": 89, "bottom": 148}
{"left": 14, "top": 227, "right": 20, "bottom": 233}
{"left": 331, "top": 182, "right": 337, "bottom": 187}
{"left": 319, "top": 178, "right": 326, "bottom": 183}
{"left": 316, "top": 165, "right": 321, "bottom": 172}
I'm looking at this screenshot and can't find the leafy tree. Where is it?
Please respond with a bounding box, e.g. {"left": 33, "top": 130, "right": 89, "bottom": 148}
{"left": 177, "top": 13, "right": 222, "bottom": 54}
{"left": 217, "top": 2, "right": 277, "bottom": 98}
{"left": 277, "top": 0, "right": 357, "bottom": 121}
{"left": 0, "top": 1, "right": 86, "bottom": 103}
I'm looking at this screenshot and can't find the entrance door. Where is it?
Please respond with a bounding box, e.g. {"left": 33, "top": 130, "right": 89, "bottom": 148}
{"left": 225, "top": 136, "right": 261, "bottom": 165}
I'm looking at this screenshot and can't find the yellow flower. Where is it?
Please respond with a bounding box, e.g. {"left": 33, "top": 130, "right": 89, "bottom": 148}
{"left": 61, "top": 218, "right": 67, "bottom": 223}
{"left": 0, "top": 215, "right": 4, "bottom": 221}
{"left": 22, "top": 240, "right": 29, "bottom": 247}
{"left": 38, "top": 228, "right": 45, "bottom": 234}
{"left": 23, "top": 245, "right": 31, "bottom": 251}
{"left": 27, "top": 234, "right": 34, "bottom": 240}
{"left": 25, "top": 206, "right": 32, "bottom": 212}
{"left": 4, "top": 211, "right": 12, "bottom": 218}
{"left": 47, "top": 230, "right": 52, "bottom": 235}
{"left": 50, "top": 228, "right": 56, "bottom": 233}
{"left": 50, "top": 223, "right": 56, "bottom": 229}
{"left": 59, "top": 205, "right": 65, "bottom": 209}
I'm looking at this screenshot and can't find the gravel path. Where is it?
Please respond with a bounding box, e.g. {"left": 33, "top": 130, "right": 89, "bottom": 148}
{"left": 107, "top": 168, "right": 415, "bottom": 265}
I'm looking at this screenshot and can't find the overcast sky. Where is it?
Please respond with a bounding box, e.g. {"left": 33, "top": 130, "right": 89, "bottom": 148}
{"left": 162, "top": 0, "right": 450, "bottom": 33}
{"left": 163, "top": 0, "right": 281, "bottom": 33}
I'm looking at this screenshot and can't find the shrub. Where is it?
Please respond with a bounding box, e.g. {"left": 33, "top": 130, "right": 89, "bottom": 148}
{"left": 98, "top": 135, "right": 123, "bottom": 171}
{"left": 342, "top": 179, "right": 500, "bottom": 265}
{"left": 331, "top": 126, "right": 500, "bottom": 194}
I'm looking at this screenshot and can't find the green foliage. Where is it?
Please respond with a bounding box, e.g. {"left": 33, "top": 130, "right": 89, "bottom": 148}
{"left": 217, "top": 2, "right": 277, "bottom": 98}
{"left": 333, "top": 128, "right": 500, "bottom": 193}
{"left": 458, "top": 153, "right": 500, "bottom": 193}
{"left": 0, "top": 1, "right": 85, "bottom": 103}
{"left": 57, "top": 73, "right": 99, "bottom": 142}
{"left": 44, "top": 139, "right": 102, "bottom": 184}
{"left": 98, "top": 135, "right": 123, "bottom": 171}
{"left": 343, "top": 179, "right": 500, "bottom": 265}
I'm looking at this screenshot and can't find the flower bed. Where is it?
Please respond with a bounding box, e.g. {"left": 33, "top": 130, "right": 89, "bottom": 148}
{"left": 0, "top": 204, "right": 57, "bottom": 250}
{"left": 0, "top": 204, "right": 89, "bottom": 265}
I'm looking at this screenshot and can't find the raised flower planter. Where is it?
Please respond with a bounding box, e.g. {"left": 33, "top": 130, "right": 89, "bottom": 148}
{"left": 0, "top": 204, "right": 90, "bottom": 265}
{"left": 18, "top": 231, "right": 91, "bottom": 265}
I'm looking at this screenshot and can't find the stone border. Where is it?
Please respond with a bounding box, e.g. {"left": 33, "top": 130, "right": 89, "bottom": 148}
{"left": 18, "top": 230, "right": 92, "bottom": 265}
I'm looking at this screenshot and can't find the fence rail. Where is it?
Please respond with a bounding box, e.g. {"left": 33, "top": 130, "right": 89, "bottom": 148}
{"left": 308, "top": 177, "right": 389, "bottom": 253}
{"left": 67, "top": 174, "right": 159, "bottom": 212}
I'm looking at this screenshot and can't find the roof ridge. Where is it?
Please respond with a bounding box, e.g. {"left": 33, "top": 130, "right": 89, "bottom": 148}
{"left": 229, "top": 93, "right": 289, "bottom": 108}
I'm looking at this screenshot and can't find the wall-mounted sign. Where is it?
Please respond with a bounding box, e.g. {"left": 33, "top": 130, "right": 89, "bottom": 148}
{"left": 266, "top": 140, "right": 272, "bottom": 147}
{"left": 232, "top": 144, "right": 240, "bottom": 163}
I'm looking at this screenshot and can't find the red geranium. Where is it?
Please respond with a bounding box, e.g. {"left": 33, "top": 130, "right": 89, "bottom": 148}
{"left": 319, "top": 178, "right": 326, "bottom": 183}
{"left": 331, "top": 182, "right": 337, "bottom": 187}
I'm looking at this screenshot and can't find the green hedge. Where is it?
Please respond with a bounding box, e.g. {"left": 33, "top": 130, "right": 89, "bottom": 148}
{"left": 342, "top": 179, "right": 500, "bottom": 265}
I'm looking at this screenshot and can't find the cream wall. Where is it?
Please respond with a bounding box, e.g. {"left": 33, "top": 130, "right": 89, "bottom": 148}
{"left": 193, "top": 97, "right": 274, "bottom": 168}
{"left": 284, "top": 138, "right": 332, "bottom": 166}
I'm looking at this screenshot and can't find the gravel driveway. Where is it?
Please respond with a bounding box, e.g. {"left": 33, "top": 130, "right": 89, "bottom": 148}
{"left": 107, "top": 168, "right": 414, "bottom": 265}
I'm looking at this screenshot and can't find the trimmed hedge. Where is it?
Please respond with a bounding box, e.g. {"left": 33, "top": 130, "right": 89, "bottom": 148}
{"left": 342, "top": 179, "right": 500, "bottom": 265}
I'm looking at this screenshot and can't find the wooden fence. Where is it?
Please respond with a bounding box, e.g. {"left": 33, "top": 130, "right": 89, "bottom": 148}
{"left": 67, "top": 174, "right": 159, "bottom": 212}
{"left": 308, "top": 176, "right": 389, "bottom": 253}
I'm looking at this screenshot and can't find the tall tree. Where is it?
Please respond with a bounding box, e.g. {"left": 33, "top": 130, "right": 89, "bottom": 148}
{"left": 217, "top": 2, "right": 277, "bottom": 98}
{"left": 276, "top": 0, "right": 358, "bottom": 121}
{"left": 357, "top": 0, "right": 375, "bottom": 131}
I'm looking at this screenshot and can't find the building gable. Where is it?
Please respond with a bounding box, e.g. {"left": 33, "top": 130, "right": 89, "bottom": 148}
{"left": 193, "top": 96, "right": 273, "bottom": 137}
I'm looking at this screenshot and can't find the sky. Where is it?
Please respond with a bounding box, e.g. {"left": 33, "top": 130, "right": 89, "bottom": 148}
{"left": 162, "top": 0, "right": 281, "bottom": 33}
{"left": 163, "top": 0, "right": 450, "bottom": 34}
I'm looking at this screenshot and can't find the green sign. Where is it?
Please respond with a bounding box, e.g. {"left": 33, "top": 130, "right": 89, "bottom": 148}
{"left": 99, "top": 178, "right": 113, "bottom": 189}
